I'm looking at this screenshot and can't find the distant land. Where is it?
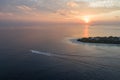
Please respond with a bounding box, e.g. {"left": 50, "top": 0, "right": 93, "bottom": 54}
{"left": 77, "top": 36, "right": 120, "bottom": 44}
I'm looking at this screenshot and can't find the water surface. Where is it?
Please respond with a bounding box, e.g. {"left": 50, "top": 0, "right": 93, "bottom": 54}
{"left": 0, "top": 24, "right": 120, "bottom": 80}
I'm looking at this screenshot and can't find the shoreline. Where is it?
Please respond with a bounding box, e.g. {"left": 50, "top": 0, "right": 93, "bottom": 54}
{"left": 77, "top": 36, "right": 120, "bottom": 44}
{"left": 69, "top": 38, "right": 120, "bottom": 47}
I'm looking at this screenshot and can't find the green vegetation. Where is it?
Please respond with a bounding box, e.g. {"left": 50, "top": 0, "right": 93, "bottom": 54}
{"left": 77, "top": 36, "right": 120, "bottom": 44}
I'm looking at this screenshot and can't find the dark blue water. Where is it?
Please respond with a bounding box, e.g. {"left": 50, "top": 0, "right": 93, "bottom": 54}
{"left": 0, "top": 24, "right": 120, "bottom": 80}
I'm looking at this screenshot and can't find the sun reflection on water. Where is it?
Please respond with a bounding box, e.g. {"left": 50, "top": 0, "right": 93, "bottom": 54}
{"left": 83, "top": 25, "right": 89, "bottom": 38}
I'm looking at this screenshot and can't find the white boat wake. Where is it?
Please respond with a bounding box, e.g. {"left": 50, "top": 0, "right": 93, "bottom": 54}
{"left": 30, "top": 50, "right": 61, "bottom": 57}
{"left": 31, "top": 50, "right": 53, "bottom": 56}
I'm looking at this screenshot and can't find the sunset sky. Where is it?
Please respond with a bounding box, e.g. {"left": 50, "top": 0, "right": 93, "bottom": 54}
{"left": 0, "top": 0, "right": 120, "bottom": 24}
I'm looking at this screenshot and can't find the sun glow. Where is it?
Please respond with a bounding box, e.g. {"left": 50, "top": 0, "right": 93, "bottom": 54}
{"left": 82, "top": 16, "right": 91, "bottom": 23}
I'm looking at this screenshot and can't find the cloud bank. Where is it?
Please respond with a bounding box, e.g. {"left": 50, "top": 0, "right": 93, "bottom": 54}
{"left": 0, "top": 0, "right": 120, "bottom": 24}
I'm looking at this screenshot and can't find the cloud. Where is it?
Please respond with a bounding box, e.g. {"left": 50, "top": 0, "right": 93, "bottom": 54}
{"left": 0, "top": 0, "right": 120, "bottom": 23}
{"left": 17, "top": 5, "right": 34, "bottom": 12}
{"left": 89, "top": 0, "right": 114, "bottom": 8}
{"left": 67, "top": 1, "right": 79, "bottom": 8}
{"left": 16, "top": 5, "right": 39, "bottom": 16}
{"left": 0, "top": 12, "right": 13, "bottom": 16}
{"left": 56, "top": 9, "right": 70, "bottom": 16}
{"left": 0, "top": 0, "right": 119, "bottom": 15}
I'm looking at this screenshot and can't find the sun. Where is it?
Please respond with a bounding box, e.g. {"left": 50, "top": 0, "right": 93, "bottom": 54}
{"left": 82, "top": 16, "right": 90, "bottom": 23}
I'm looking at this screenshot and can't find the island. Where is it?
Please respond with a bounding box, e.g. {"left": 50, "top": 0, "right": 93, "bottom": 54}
{"left": 77, "top": 36, "right": 120, "bottom": 44}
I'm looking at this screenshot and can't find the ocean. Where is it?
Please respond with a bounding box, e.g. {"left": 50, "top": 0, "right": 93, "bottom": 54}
{"left": 0, "top": 24, "right": 120, "bottom": 80}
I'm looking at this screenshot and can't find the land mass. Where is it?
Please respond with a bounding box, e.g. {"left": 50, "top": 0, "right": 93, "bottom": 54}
{"left": 77, "top": 36, "right": 120, "bottom": 44}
